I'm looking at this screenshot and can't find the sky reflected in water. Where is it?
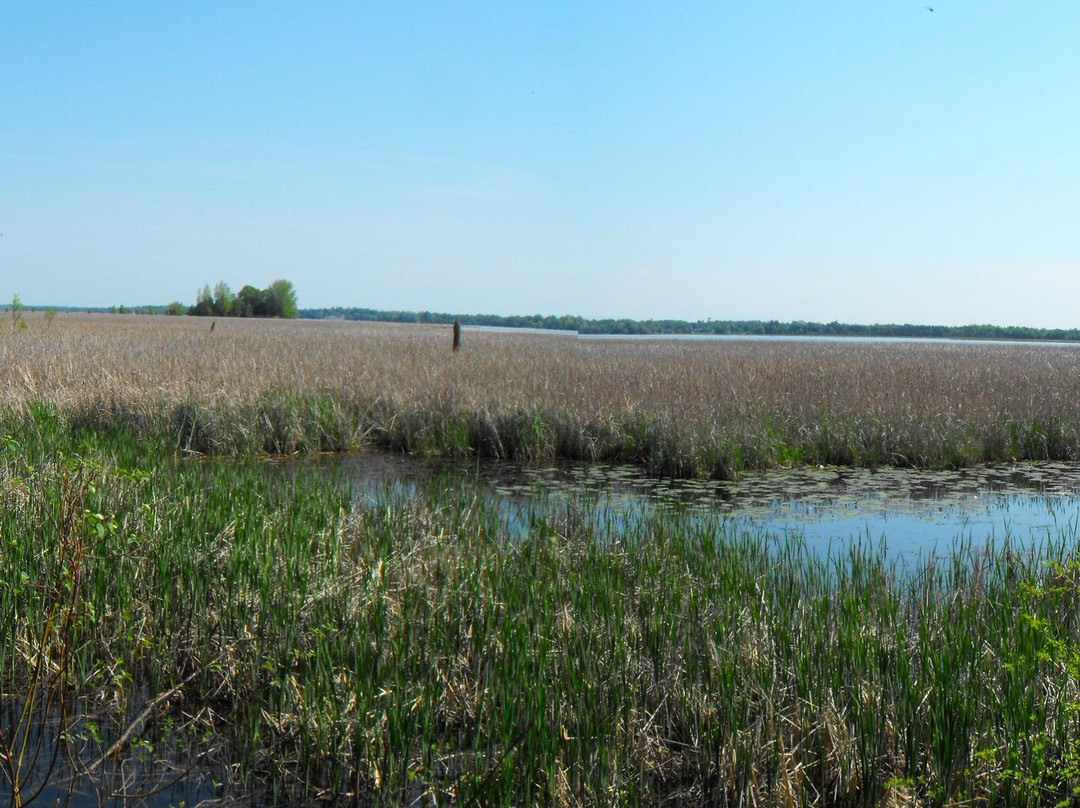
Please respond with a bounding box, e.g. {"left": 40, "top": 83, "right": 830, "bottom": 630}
{"left": 333, "top": 453, "right": 1080, "bottom": 558}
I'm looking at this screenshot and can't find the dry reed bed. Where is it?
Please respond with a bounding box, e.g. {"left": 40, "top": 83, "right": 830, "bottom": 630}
{"left": 5, "top": 313, "right": 1080, "bottom": 474}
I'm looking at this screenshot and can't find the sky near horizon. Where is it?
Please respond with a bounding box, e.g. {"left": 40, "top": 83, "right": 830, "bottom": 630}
{"left": 3, "top": 2, "right": 1080, "bottom": 327}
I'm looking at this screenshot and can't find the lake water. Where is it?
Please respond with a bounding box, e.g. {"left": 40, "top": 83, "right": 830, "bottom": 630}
{"left": 579, "top": 333, "right": 1080, "bottom": 348}
{"left": 329, "top": 453, "right": 1080, "bottom": 558}
{"left": 466, "top": 324, "right": 1080, "bottom": 349}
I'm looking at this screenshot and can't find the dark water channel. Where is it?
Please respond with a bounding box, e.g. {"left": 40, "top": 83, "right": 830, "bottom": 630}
{"left": 0, "top": 698, "right": 225, "bottom": 808}
{"left": 329, "top": 453, "right": 1080, "bottom": 558}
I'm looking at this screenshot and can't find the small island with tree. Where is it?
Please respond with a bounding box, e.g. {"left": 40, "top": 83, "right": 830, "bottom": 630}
{"left": 181, "top": 279, "right": 298, "bottom": 318}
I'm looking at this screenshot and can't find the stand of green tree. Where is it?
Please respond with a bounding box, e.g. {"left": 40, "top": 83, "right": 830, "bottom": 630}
{"left": 297, "top": 307, "right": 1080, "bottom": 342}
{"left": 187, "top": 280, "right": 298, "bottom": 318}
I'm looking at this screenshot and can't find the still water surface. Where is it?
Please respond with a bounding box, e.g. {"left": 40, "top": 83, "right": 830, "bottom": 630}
{"left": 469, "top": 324, "right": 1080, "bottom": 349}
{"left": 329, "top": 453, "right": 1080, "bottom": 557}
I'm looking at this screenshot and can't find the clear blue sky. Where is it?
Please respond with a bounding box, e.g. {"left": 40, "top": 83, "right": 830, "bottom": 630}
{"left": 3, "top": 2, "right": 1080, "bottom": 327}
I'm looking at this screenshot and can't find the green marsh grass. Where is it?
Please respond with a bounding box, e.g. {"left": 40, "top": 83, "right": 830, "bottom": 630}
{"left": 4, "top": 410, "right": 1080, "bottom": 804}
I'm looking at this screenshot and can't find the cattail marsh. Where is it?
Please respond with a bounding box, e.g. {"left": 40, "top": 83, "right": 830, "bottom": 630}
{"left": 4, "top": 312, "right": 1080, "bottom": 476}
{"left": 4, "top": 313, "right": 1080, "bottom": 805}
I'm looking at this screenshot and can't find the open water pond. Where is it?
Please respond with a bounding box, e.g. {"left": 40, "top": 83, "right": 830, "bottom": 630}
{"left": 322, "top": 453, "right": 1080, "bottom": 558}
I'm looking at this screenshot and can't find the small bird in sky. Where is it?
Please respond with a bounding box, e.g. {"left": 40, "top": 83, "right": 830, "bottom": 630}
{"left": 925, "top": 5, "right": 934, "bottom": 10}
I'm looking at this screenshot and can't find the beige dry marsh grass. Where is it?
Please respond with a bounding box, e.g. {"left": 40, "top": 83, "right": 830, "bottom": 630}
{"left": 5, "top": 312, "right": 1080, "bottom": 474}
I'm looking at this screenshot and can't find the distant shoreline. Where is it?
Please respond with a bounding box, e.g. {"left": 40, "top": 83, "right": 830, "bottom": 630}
{"left": 297, "top": 306, "right": 1080, "bottom": 343}
{"left": 11, "top": 304, "right": 1080, "bottom": 343}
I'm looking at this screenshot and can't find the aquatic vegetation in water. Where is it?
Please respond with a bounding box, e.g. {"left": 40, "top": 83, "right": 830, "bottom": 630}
{"left": 4, "top": 412, "right": 1080, "bottom": 804}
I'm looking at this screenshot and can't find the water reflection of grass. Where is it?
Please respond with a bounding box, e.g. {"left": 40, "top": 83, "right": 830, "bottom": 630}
{"left": 346, "top": 454, "right": 1080, "bottom": 559}
{"left": 5, "top": 414, "right": 1080, "bottom": 805}
{"left": 7, "top": 315, "right": 1080, "bottom": 477}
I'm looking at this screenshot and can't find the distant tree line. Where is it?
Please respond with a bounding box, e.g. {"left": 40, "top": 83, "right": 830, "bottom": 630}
{"left": 297, "top": 307, "right": 1080, "bottom": 342}
{"left": 300, "top": 307, "right": 583, "bottom": 332}
{"left": 3, "top": 303, "right": 168, "bottom": 315}
{"left": 184, "top": 280, "right": 298, "bottom": 319}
